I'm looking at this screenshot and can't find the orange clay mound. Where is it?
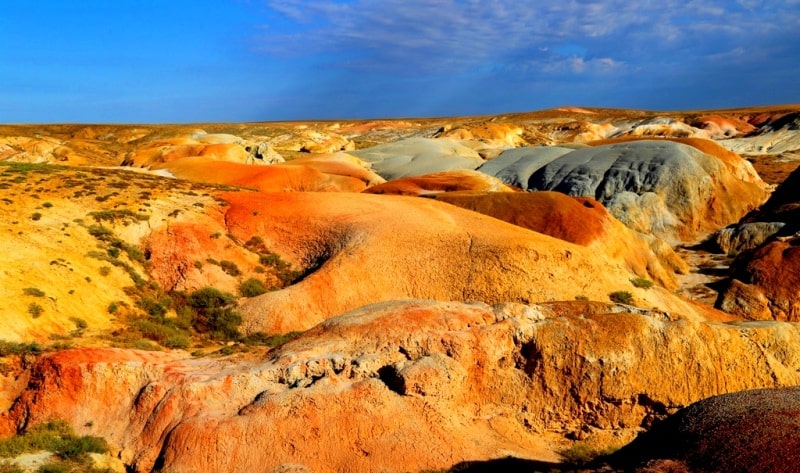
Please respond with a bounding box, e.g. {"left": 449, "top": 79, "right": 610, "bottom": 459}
{"left": 218, "top": 191, "right": 719, "bottom": 334}
{"left": 363, "top": 170, "right": 514, "bottom": 195}
{"left": 160, "top": 157, "right": 370, "bottom": 192}
{"left": 434, "top": 191, "right": 687, "bottom": 288}
{"left": 281, "top": 153, "right": 385, "bottom": 186}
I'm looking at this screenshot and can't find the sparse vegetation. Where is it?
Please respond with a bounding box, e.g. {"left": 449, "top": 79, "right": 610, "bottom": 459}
{"left": 30, "top": 212, "right": 42, "bottom": 221}
{"left": 0, "top": 340, "right": 43, "bottom": 357}
{"left": 219, "top": 260, "right": 241, "bottom": 276}
{"left": 574, "top": 295, "right": 589, "bottom": 301}
{"left": 243, "top": 331, "right": 303, "bottom": 348}
{"left": 559, "top": 442, "right": 618, "bottom": 465}
{"left": 609, "top": 291, "right": 634, "bottom": 305}
{"left": 239, "top": 278, "right": 268, "bottom": 297}
{"left": 0, "top": 420, "right": 108, "bottom": 459}
{"left": 27, "top": 303, "right": 44, "bottom": 318}
{"left": 87, "top": 209, "right": 149, "bottom": 223}
{"left": 630, "top": 277, "right": 654, "bottom": 289}
{"left": 23, "top": 287, "right": 46, "bottom": 297}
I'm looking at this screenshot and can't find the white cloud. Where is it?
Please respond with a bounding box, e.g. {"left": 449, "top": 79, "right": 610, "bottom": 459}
{"left": 258, "top": 0, "right": 800, "bottom": 80}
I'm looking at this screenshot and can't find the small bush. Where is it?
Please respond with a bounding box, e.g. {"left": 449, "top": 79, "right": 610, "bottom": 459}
{"left": 28, "top": 303, "right": 44, "bottom": 318}
{"left": 244, "top": 331, "right": 303, "bottom": 348}
{"left": 23, "top": 287, "right": 46, "bottom": 297}
{"left": 86, "top": 225, "right": 113, "bottom": 241}
{"left": 42, "top": 202, "right": 53, "bottom": 208}
{"left": 630, "top": 277, "right": 654, "bottom": 289}
{"left": 0, "top": 461, "right": 23, "bottom": 473}
{"left": 609, "top": 291, "right": 634, "bottom": 305}
{"left": 98, "top": 266, "right": 111, "bottom": 276}
{"left": 574, "top": 295, "right": 589, "bottom": 301}
{"left": 219, "top": 260, "right": 241, "bottom": 276}
{"left": 560, "top": 442, "right": 619, "bottom": 465}
{"left": 69, "top": 317, "right": 88, "bottom": 331}
{"left": 0, "top": 340, "right": 43, "bottom": 357}
{"left": 239, "top": 278, "right": 267, "bottom": 297}
{"left": 107, "top": 302, "right": 119, "bottom": 314}
{"left": 30, "top": 212, "right": 42, "bottom": 221}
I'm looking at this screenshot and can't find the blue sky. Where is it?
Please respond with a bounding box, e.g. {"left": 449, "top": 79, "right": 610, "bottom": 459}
{"left": 1, "top": 0, "right": 799, "bottom": 123}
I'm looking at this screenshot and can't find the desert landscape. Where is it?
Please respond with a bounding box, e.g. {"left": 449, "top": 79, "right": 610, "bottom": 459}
{"left": 0, "top": 105, "right": 798, "bottom": 472}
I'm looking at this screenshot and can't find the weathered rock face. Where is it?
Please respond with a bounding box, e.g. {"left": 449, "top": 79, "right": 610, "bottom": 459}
{"left": 4, "top": 300, "right": 800, "bottom": 473}
{"left": 432, "top": 191, "right": 687, "bottom": 289}
{"left": 349, "top": 138, "right": 484, "bottom": 180}
{"left": 478, "top": 140, "right": 768, "bottom": 243}
{"left": 715, "top": 222, "right": 785, "bottom": 255}
{"left": 613, "top": 388, "right": 800, "bottom": 473}
{"left": 362, "top": 170, "right": 513, "bottom": 195}
{"left": 476, "top": 146, "right": 574, "bottom": 188}
{"left": 717, "top": 237, "right": 800, "bottom": 321}
{"left": 224, "top": 191, "right": 707, "bottom": 334}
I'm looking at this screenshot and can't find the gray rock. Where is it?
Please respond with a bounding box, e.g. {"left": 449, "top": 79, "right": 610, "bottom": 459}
{"left": 350, "top": 138, "right": 483, "bottom": 180}
{"left": 476, "top": 146, "right": 573, "bottom": 188}
{"left": 477, "top": 140, "right": 753, "bottom": 242}
{"left": 716, "top": 222, "right": 786, "bottom": 255}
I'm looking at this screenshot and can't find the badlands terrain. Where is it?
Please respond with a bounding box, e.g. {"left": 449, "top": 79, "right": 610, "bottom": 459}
{"left": 0, "top": 105, "right": 799, "bottom": 472}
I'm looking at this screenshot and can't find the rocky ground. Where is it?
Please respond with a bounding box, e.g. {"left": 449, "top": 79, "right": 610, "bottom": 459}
{"left": 0, "top": 105, "right": 799, "bottom": 472}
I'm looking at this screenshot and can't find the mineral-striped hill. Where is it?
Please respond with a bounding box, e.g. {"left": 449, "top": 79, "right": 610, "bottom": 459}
{"left": 1, "top": 105, "right": 799, "bottom": 473}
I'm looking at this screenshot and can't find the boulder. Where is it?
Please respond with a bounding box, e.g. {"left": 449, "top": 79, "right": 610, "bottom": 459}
{"left": 717, "top": 237, "right": 800, "bottom": 321}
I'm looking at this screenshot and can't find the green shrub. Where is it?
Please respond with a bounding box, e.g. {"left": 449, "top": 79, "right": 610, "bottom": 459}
{"left": 243, "top": 331, "right": 303, "bottom": 348}
{"left": 574, "top": 295, "right": 589, "bottom": 301}
{"left": 69, "top": 317, "right": 88, "bottom": 331}
{"left": 28, "top": 303, "right": 44, "bottom": 318}
{"left": 609, "top": 291, "right": 634, "bottom": 305}
{"left": 630, "top": 277, "right": 654, "bottom": 289}
{"left": 30, "top": 212, "right": 42, "bottom": 221}
{"left": 560, "top": 442, "right": 618, "bottom": 465}
{"left": 107, "top": 302, "right": 119, "bottom": 314}
{"left": 0, "top": 340, "right": 42, "bottom": 357}
{"left": 86, "top": 225, "right": 113, "bottom": 241}
{"left": 23, "top": 287, "right": 46, "bottom": 297}
{"left": 239, "top": 278, "right": 267, "bottom": 297}
{"left": 42, "top": 202, "right": 53, "bottom": 208}
{"left": 188, "top": 287, "right": 241, "bottom": 340}
{"left": 219, "top": 260, "right": 241, "bottom": 276}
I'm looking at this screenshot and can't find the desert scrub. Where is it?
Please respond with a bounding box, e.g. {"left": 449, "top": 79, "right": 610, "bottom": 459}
{"left": 219, "top": 260, "right": 241, "bottom": 277}
{"left": 609, "top": 291, "right": 634, "bottom": 305}
{"left": 23, "top": 287, "right": 46, "bottom": 297}
{"left": 243, "top": 331, "right": 303, "bottom": 348}
{"left": 560, "top": 442, "right": 619, "bottom": 465}
{"left": 630, "top": 277, "right": 654, "bottom": 289}
{"left": 27, "top": 303, "right": 44, "bottom": 318}
{"left": 87, "top": 209, "right": 149, "bottom": 223}
{"left": 239, "top": 278, "right": 267, "bottom": 297}
{"left": 30, "top": 212, "right": 42, "bottom": 221}
{"left": 186, "top": 287, "right": 242, "bottom": 340}
{"left": 0, "top": 420, "right": 107, "bottom": 459}
{"left": 0, "top": 340, "right": 43, "bottom": 357}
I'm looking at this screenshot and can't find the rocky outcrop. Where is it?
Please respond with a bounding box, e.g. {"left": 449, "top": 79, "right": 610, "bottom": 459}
{"left": 715, "top": 222, "right": 785, "bottom": 255}
{"left": 613, "top": 388, "right": 800, "bottom": 473}
{"left": 717, "top": 237, "right": 800, "bottom": 321}
{"left": 349, "top": 138, "right": 484, "bottom": 180}
{"left": 4, "top": 300, "right": 800, "bottom": 473}
{"left": 478, "top": 140, "right": 768, "bottom": 243}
